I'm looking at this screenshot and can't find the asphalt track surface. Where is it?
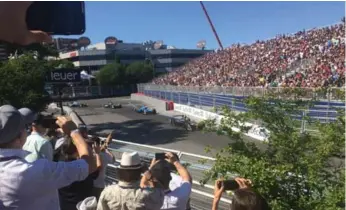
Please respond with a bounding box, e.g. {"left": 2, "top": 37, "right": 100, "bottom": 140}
{"left": 74, "top": 97, "right": 265, "bottom": 156}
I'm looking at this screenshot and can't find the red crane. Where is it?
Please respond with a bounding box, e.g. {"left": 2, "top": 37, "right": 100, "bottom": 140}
{"left": 199, "top": 1, "right": 224, "bottom": 50}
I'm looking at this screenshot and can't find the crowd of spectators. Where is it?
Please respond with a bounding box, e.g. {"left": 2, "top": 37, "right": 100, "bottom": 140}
{"left": 153, "top": 19, "right": 345, "bottom": 88}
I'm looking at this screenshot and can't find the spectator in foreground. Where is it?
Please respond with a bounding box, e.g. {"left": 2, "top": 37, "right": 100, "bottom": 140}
{"left": 20, "top": 108, "right": 54, "bottom": 162}
{"left": 212, "top": 178, "right": 270, "bottom": 210}
{"left": 0, "top": 105, "right": 96, "bottom": 209}
{"left": 91, "top": 134, "right": 115, "bottom": 200}
{"left": 141, "top": 152, "right": 192, "bottom": 210}
{"left": 97, "top": 151, "right": 164, "bottom": 210}
{"left": 54, "top": 136, "right": 102, "bottom": 210}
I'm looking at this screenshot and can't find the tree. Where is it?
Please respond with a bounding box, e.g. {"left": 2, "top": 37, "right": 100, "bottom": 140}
{"left": 47, "top": 58, "right": 75, "bottom": 69}
{"left": 96, "top": 61, "right": 126, "bottom": 86}
{"left": 0, "top": 41, "right": 76, "bottom": 111}
{"left": 201, "top": 90, "right": 345, "bottom": 210}
{"left": 0, "top": 53, "right": 51, "bottom": 112}
{"left": 4, "top": 42, "right": 59, "bottom": 60}
{"left": 125, "top": 61, "right": 154, "bottom": 84}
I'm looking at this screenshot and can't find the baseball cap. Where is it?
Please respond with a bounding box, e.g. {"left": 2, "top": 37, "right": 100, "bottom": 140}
{"left": 18, "top": 107, "right": 37, "bottom": 125}
{"left": 0, "top": 105, "right": 26, "bottom": 144}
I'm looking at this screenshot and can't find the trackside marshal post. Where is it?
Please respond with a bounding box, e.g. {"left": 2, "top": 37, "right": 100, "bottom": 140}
{"left": 45, "top": 69, "right": 81, "bottom": 114}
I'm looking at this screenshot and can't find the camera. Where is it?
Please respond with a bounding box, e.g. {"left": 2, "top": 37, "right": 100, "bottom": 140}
{"left": 218, "top": 180, "right": 240, "bottom": 191}
{"left": 34, "top": 113, "right": 58, "bottom": 130}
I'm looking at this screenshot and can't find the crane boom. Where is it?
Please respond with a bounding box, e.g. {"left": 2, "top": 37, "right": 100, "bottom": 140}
{"left": 199, "top": 1, "right": 224, "bottom": 50}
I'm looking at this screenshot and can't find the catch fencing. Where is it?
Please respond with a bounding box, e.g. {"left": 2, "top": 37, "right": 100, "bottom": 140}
{"left": 137, "top": 84, "right": 345, "bottom": 133}
{"left": 48, "top": 85, "right": 137, "bottom": 99}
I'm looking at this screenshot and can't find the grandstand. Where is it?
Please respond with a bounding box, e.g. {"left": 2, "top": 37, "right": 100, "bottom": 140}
{"left": 152, "top": 20, "right": 345, "bottom": 89}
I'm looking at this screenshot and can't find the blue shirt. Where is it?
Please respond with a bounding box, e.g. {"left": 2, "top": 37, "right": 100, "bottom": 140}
{"left": 0, "top": 148, "right": 89, "bottom": 210}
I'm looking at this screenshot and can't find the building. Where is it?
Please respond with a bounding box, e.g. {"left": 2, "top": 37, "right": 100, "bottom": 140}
{"left": 0, "top": 44, "right": 7, "bottom": 61}
{"left": 148, "top": 48, "right": 211, "bottom": 73}
{"left": 58, "top": 37, "right": 212, "bottom": 75}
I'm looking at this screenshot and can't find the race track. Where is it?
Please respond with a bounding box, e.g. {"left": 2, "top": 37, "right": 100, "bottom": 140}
{"left": 75, "top": 97, "right": 232, "bottom": 155}
{"left": 74, "top": 97, "right": 265, "bottom": 156}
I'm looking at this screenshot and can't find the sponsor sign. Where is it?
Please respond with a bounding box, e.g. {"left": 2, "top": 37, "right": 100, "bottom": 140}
{"left": 78, "top": 36, "right": 91, "bottom": 47}
{"left": 104, "top": 36, "right": 118, "bottom": 45}
{"left": 69, "top": 51, "right": 77, "bottom": 57}
{"left": 174, "top": 103, "right": 269, "bottom": 141}
{"left": 46, "top": 69, "right": 81, "bottom": 84}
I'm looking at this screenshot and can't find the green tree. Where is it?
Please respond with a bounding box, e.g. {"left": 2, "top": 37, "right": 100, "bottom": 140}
{"left": 4, "top": 42, "right": 58, "bottom": 60}
{"left": 96, "top": 61, "right": 125, "bottom": 86}
{"left": 47, "top": 58, "right": 75, "bottom": 69}
{"left": 201, "top": 91, "right": 345, "bottom": 210}
{"left": 115, "top": 55, "right": 121, "bottom": 64}
{"left": 0, "top": 41, "right": 76, "bottom": 111}
{"left": 0, "top": 53, "right": 51, "bottom": 112}
{"left": 125, "top": 61, "right": 154, "bottom": 84}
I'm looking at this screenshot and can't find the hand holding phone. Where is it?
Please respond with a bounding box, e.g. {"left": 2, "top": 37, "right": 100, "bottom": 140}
{"left": 220, "top": 180, "right": 240, "bottom": 191}
{"left": 218, "top": 178, "right": 252, "bottom": 191}
{"left": 155, "top": 153, "right": 166, "bottom": 161}
{"left": 26, "top": 1, "right": 86, "bottom": 35}
{"left": 0, "top": 2, "right": 51, "bottom": 45}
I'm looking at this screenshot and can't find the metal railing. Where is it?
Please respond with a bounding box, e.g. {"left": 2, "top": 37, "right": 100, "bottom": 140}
{"left": 102, "top": 137, "right": 233, "bottom": 210}
{"left": 137, "top": 84, "right": 344, "bottom": 133}
{"left": 48, "top": 85, "right": 137, "bottom": 99}
{"left": 137, "top": 84, "right": 344, "bottom": 101}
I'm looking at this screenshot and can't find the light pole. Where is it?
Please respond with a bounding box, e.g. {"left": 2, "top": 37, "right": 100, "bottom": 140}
{"left": 142, "top": 41, "right": 156, "bottom": 78}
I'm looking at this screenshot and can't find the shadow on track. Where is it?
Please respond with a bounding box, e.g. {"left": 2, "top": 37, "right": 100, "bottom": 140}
{"left": 88, "top": 119, "right": 190, "bottom": 146}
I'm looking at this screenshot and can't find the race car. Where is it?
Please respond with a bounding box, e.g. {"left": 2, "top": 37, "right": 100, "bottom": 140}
{"left": 170, "top": 115, "right": 197, "bottom": 131}
{"left": 103, "top": 102, "right": 122, "bottom": 109}
{"left": 133, "top": 105, "right": 157, "bottom": 115}
{"left": 68, "top": 101, "right": 88, "bottom": 108}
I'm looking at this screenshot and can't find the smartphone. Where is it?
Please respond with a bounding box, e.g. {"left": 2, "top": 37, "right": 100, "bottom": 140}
{"left": 155, "top": 153, "right": 166, "bottom": 160}
{"left": 41, "top": 117, "right": 59, "bottom": 130}
{"left": 221, "top": 180, "right": 239, "bottom": 191}
{"left": 26, "top": 1, "right": 86, "bottom": 35}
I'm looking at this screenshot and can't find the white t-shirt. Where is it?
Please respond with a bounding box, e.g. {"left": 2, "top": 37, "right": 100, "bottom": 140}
{"left": 161, "top": 173, "right": 192, "bottom": 210}
{"left": 93, "top": 151, "right": 114, "bottom": 188}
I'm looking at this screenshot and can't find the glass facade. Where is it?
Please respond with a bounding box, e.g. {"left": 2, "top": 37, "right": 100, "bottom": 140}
{"left": 63, "top": 48, "right": 210, "bottom": 73}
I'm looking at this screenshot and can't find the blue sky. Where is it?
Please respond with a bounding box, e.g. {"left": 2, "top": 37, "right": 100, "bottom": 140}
{"left": 68, "top": 1, "right": 345, "bottom": 49}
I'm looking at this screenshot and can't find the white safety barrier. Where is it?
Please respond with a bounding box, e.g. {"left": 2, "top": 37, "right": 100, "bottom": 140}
{"left": 174, "top": 103, "right": 269, "bottom": 141}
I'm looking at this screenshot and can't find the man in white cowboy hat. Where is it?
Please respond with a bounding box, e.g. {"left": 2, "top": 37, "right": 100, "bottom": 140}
{"left": 77, "top": 196, "right": 97, "bottom": 210}
{"left": 97, "top": 151, "right": 164, "bottom": 210}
